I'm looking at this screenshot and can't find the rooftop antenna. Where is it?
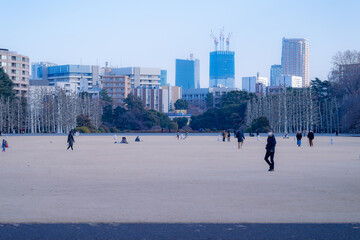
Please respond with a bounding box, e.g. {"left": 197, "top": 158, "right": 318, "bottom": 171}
{"left": 210, "top": 31, "right": 219, "bottom": 51}
{"left": 226, "top": 32, "right": 232, "bottom": 51}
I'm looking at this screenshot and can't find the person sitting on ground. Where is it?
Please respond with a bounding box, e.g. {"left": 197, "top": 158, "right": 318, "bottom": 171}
{"left": 135, "top": 136, "right": 140, "bottom": 142}
{"left": 121, "top": 137, "right": 129, "bottom": 144}
{"left": 283, "top": 132, "right": 289, "bottom": 139}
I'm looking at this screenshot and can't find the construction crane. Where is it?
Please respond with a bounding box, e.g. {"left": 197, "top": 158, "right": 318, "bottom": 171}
{"left": 226, "top": 32, "right": 232, "bottom": 51}
{"left": 210, "top": 31, "right": 219, "bottom": 51}
{"left": 219, "top": 27, "right": 225, "bottom": 51}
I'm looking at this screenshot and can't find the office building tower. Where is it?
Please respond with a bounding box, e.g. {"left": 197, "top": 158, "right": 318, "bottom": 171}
{"left": 270, "top": 65, "right": 282, "bottom": 86}
{"left": 209, "top": 31, "right": 235, "bottom": 88}
{"left": 281, "top": 38, "right": 309, "bottom": 86}
{"left": 0, "top": 48, "right": 30, "bottom": 96}
{"left": 175, "top": 54, "right": 200, "bottom": 90}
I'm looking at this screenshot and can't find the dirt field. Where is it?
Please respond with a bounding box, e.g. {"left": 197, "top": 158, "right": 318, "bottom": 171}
{"left": 0, "top": 134, "right": 359, "bottom": 223}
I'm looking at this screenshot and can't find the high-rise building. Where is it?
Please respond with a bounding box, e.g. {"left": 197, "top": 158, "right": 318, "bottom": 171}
{"left": 209, "top": 31, "right": 235, "bottom": 88}
{"left": 0, "top": 48, "right": 30, "bottom": 96}
{"left": 175, "top": 55, "right": 200, "bottom": 89}
{"left": 160, "top": 70, "right": 168, "bottom": 86}
{"left": 209, "top": 51, "right": 235, "bottom": 88}
{"left": 281, "top": 38, "right": 309, "bottom": 86}
{"left": 270, "top": 65, "right": 282, "bottom": 86}
{"left": 108, "top": 67, "right": 161, "bottom": 89}
{"left": 275, "top": 75, "right": 303, "bottom": 88}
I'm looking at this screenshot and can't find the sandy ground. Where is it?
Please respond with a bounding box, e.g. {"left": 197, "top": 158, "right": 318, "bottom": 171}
{"left": 0, "top": 134, "right": 359, "bottom": 223}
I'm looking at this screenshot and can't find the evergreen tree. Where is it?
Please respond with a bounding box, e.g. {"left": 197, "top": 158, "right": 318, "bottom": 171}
{"left": 0, "top": 68, "right": 14, "bottom": 98}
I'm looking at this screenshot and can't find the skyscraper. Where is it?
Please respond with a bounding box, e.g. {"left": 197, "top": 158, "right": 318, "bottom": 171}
{"left": 281, "top": 38, "right": 309, "bottom": 86}
{"left": 270, "top": 65, "right": 282, "bottom": 86}
{"left": 209, "top": 31, "right": 235, "bottom": 88}
{"left": 175, "top": 55, "right": 200, "bottom": 90}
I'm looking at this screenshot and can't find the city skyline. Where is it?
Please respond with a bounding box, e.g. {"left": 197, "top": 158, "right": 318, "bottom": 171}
{"left": 1, "top": 0, "right": 360, "bottom": 89}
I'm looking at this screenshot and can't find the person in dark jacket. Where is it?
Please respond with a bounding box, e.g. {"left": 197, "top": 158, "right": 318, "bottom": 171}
{"left": 307, "top": 130, "right": 314, "bottom": 147}
{"left": 67, "top": 131, "right": 75, "bottom": 150}
{"left": 227, "top": 130, "right": 231, "bottom": 141}
{"left": 236, "top": 130, "right": 245, "bottom": 149}
{"left": 264, "top": 130, "right": 276, "bottom": 171}
{"left": 296, "top": 131, "right": 302, "bottom": 147}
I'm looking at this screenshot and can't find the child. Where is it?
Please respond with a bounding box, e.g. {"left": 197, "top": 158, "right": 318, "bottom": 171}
{"left": 2, "top": 139, "right": 6, "bottom": 152}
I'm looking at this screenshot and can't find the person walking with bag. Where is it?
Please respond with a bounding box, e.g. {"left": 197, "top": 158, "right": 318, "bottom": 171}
{"left": 264, "top": 130, "right": 276, "bottom": 171}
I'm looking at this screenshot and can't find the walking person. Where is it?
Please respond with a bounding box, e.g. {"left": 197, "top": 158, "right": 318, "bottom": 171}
{"left": 176, "top": 130, "right": 180, "bottom": 140}
{"left": 296, "top": 131, "right": 302, "bottom": 147}
{"left": 227, "top": 130, "right": 231, "bottom": 142}
{"left": 307, "top": 130, "right": 314, "bottom": 147}
{"left": 67, "top": 131, "right": 75, "bottom": 150}
{"left": 222, "top": 130, "right": 226, "bottom": 142}
{"left": 235, "top": 130, "right": 245, "bottom": 149}
{"left": 264, "top": 130, "right": 276, "bottom": 171}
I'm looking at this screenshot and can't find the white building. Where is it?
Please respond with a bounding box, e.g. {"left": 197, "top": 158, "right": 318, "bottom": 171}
{"left": 281, "top": 38, "right": 309, "bottom": 86}
{"left": 275, "top": 75, "right": 303, "bottom": 88}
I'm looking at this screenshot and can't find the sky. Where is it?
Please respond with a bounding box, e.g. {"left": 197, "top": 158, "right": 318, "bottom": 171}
{"left": 1, "top": 0, "right": 360, "bottom": 88}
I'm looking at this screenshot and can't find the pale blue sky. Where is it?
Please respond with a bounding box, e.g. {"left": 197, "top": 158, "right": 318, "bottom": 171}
{"left": 1, "top": 0, "right": 359, "bottom": 87}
